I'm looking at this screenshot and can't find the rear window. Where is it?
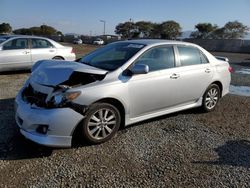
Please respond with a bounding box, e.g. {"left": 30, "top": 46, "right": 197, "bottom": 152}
{"left": 31, "top": 39, "right": 54, "bottom": 48}
{"left": 178, "top": 46, "right": 209, "bottom": 66}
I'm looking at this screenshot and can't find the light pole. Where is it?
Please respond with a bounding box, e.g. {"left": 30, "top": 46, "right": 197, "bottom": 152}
{"left": 100, "top": 20, "right": 106, "bottom": 35}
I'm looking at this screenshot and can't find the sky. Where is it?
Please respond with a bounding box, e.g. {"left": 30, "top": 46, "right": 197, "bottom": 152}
{"left": 0, "top": 0, "right": 250, "bottom": 35}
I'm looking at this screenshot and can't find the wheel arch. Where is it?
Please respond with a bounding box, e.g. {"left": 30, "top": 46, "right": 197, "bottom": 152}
{"left": 211, "top": 81, "right": 223, "bottom": 97}
{"left": 93, "top": 98, "right": 126, "bottom": 128}
{"left": 52, "top": 56, "right": 64, "bottom": 60}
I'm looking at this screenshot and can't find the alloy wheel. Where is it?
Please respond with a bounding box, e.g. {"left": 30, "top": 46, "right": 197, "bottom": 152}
{"left": 87, "top": 108, "right": 116, "bottom": 140}
{"left": 205, "top": 88, "right": 219, "bottom": 110}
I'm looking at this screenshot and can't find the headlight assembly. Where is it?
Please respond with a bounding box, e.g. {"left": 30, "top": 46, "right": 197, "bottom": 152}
{"left": 52, "top": 91, "right": 81, "bottom": 107}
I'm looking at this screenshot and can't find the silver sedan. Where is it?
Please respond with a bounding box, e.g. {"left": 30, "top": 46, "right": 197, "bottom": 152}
{"left": 0, "top": 35, "right": 76, "bottom": 72}
{"left": 15, "top": 40, "right": 231, "bottom": 147}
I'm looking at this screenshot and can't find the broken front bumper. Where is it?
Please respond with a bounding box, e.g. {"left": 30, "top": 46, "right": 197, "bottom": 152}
{"left": 15, "top": 91, "right": 84, "bottom": 147}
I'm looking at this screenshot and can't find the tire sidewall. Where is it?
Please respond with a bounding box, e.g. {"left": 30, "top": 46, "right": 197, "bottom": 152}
{"left": 82, "top": 103, "right": 121, "bottom": 144}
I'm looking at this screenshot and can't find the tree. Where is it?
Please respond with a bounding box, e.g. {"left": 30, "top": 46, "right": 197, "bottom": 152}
{"left": 0, "top": 23, "right": 12, "bottom": 34}
{"left": 223, "top": 21, "right": 249, "bottom": 39}
{"left": 135, "top": 21, "right": 155, "bottom": 38}
{"left": 115, "top": 21, "right": 136, "bottom": 38}
{"left": 13, "top": 25, "right": 62, "bottom": 36}
{"left": 40, "top": 25, "right": 57, "bottom": 36}
{"left": 209, "top": 27, "right": 226, "bottom": 39}
{"left": 159, "top": 21, "right": 181, "bottom": 39}
{"left": 191, "top": 23, "right": 217, "bottom": 39}
{"left": 115, "top": 20, "right": 182, "bottom": 39}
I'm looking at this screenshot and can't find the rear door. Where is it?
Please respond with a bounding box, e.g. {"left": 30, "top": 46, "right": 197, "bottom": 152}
{"left": 0, "top": 38, "right": 31, "bottom": 70}
{"left": 30, "top": 38, "right": 56, "bottom": 65}
{"left": 171, "top": 45, "right": 214, "bottom": 104}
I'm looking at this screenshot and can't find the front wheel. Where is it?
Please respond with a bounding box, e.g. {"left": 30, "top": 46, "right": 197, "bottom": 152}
{"left": 202, "top": 84, "right": 221, "bottom": 112}
{"left": 81, "top": 103, "right": 121, "bottom": 144}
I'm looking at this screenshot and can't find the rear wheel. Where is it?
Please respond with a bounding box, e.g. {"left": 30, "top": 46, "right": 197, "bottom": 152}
{"left": 81, "top": 103, "right": 121, "bottom": 144}
{"left": 202, "top": 84, "right": 220, "bottom": 112}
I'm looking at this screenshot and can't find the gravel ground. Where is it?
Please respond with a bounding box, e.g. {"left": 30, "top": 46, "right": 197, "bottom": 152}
{"left": 0, "top": 51, "right": 249, "bottom": 187}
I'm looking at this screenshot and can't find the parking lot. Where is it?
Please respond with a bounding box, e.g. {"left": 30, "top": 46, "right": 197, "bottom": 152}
{"left": 0, "top": 45, "right": 250, "bottom": 187}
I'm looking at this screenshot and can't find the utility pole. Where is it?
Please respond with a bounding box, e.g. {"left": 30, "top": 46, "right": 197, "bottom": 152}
{"left": 100, "top": 20, "right": 106, "bottom": 35}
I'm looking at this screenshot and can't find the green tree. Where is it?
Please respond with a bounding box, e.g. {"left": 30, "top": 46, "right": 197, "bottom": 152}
{"left": 223, "top": 21, "right": 249, "bottom": 39}
{"left": 0, "top": 23, "right": 12, "bottom": 34}
{"left": 191, "top": 23, "right": 217, "bottom": 39}
{"left": 13, "top": 25, "right": 62, "bottom": 36}
{"left": 13, "top": 28, "right": 33, "bottom": 35}
{"left": 159, "top": 21, "right": 181, "bottom": 39}
{"left": 40, "top": 25, "right": 57, "bottom": 36}
{"left": 115, "top": 21, "right": 136, "bottom": 38}
{"left": 135, "top": 21, "right": 155, "bottom": 38}
{"left": 209, "top": 27, "right": 226, "bottom": 39}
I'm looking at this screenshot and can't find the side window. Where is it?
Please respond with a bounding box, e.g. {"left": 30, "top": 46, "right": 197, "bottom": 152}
{"left": 178, "top": 46, "right": 208, "bottom": 66}
{"left": 3, "top": 38, "right": 28, "bottom": 50}
{"left": 200, "top": 51, "right": 209, "bottom": 64}
{"left": 134, "top": 46, "right": 175, "bottom": 72}
{"left": 31, "top": 39, "right": 54, "bottom": 49}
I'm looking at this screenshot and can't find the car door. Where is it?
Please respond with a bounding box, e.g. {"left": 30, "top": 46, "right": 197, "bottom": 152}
{"left": 169, "top": 45, "right": 214, "bottom": 105}
{"left": 0, "top": 38, "right": 31, "bottom": 70}
{"left": 30, "top": 38, "right": 56, "bottom": 64}
{"left": 127, "top": 45, "right": 179, "bottom": 118}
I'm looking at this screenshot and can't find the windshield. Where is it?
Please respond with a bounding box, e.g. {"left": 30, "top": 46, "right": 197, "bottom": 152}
{"left": 80, "top": 42, "right": 145, "bottom": 71}
{"left": 0, "top": 36, "right": 11, "bottom": 44}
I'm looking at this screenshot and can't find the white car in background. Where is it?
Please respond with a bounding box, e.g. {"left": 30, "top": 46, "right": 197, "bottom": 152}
{"left": 93, "top": 38, "right": 104, "bottom": 45}
{"left": 0, "top": 35, "right": 76, "bottom": 72}
{"left": 73, "top": 38, "right": 82, "bottom": 44}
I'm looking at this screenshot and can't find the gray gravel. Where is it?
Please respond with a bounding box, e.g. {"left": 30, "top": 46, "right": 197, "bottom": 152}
{"left": 0, "top": 53, "right": 250, "bottom": 187}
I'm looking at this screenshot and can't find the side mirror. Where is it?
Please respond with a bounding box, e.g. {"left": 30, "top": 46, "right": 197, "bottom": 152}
{"left": 130, "top": 64, "right": 149, "bottom": 74}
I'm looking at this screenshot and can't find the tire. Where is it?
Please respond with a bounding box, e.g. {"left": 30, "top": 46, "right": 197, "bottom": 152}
{"left": 81, "top": 103, "right": 121, "bottom": 144}
{"left": 202, "top": 84, "right": 221, "bottom": 112}
{"left": 52, "top": 56, "right": 64, "bottom": 60}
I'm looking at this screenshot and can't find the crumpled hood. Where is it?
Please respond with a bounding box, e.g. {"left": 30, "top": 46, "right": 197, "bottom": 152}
{"left": 30, "top": 60, "right": 108, "bottom": 86}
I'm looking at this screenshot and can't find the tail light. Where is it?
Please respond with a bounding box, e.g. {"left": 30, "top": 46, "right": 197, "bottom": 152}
{"left": 228, "top": 66, "right": 233, "bottom": 73}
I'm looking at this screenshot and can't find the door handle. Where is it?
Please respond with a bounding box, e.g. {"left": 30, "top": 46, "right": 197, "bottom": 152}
{"left": 205, "top": 68, "right": 211, "bottom": 73}
{"left": 170, "top": 73, "right": 180, "bottom": 79}
{"left": 23, "top": 51, "right": 30, "bottom": 54}
{"left": 49, "top": 50, "right": 55, "bottom": 52}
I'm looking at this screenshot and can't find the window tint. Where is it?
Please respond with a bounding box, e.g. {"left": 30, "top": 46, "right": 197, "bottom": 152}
{"left": 135, "top": 46, "right": 175, "bottom": 72}
{"left": 3, "top": 38, "right": 28, "bottom": 50}
{"left": 178, "top": 46, "right": 208, "bottom": 66}
{"left": 31, "top": 39, "right": 53, "bottom": 49}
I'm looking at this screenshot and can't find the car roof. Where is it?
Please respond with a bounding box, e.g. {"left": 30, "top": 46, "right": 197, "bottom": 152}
{"left": 0, "top": 34, "right": 52, "bottom": 40}
{"left": 118, "top": 39, "right": 195, "bottom": 47}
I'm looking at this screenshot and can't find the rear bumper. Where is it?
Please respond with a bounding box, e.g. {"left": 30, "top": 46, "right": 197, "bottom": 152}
{"left": 15, "top": 91, "right": 84, "bottom": 147}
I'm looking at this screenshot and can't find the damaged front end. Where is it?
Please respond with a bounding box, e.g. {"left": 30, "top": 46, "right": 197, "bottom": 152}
{"left": 21, "top": 60, "right": 107, "bottom": 115}
{"left": 21, "top": 83, "right": 87, "bottom": 115}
